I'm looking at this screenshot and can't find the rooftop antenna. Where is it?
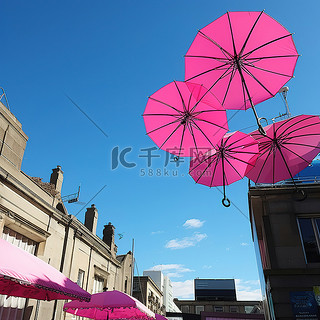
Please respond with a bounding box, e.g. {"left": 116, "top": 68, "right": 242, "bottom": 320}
{"left": 272, "top": 86, "right": 291, "bottom": 122}
{"left": 61, "top": 185, "right": 85, "bottom": 205}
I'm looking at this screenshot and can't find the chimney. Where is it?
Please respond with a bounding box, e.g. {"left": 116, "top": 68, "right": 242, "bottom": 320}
{"left": 84, "top": 204, "right": 98, "bottom": 235}
{"left": 103, "top": 222, "right": 117, "bottom": 257}
{"left": 50, "top": 165, "right": 64, "bottom": 193}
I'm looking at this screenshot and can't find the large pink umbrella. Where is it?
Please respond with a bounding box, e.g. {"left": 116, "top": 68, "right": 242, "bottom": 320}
{"left": 189, "top": 131, "right": 259, "bottom": 206}
{"left": 0, "top": 238, "right": 91, "bottom": 301}
{"left": 64, "top": 290, "right": 155, "bottom": 320}
{"left": 143, "top": 81, "right": 228, "bottom": 158}
{"left": 246, "top": 115, "right": 320, "bottom": 186}
{"left": 185, "top": 11, "right": 299, "bottom": 134}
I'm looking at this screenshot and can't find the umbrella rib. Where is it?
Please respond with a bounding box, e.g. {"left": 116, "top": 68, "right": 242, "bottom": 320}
{"left": 278, "top": 118, "right": 320, "bottom": 138}
{"left": 185, "top": 62, "right": 230, "bottom": 82}
{"left": 193, "top": 117, "right": 228, "bottom": 131}
{"left": 143, "top": 113, "right": 181, "bottom": 117}
{"left": 239, "top": 10, "right": 264, "bottom": 56}
{"left": 189, "top": 66, "right": 233, "bottom": 112}
{"left": 177, "top": 124, "right": 187, "bottom": 157}
{"left": 280, "top": 143, "right": 320, "bottom": 164}
{"left": 246, "top": 54, "right": 299, "bottom": 61}
{"left": 197, "top": 29, "right": 233, "bottom": 59}
{"left": 242, "top": 61, "right": 293, "bottom": 78}
{"left": 227, "top": 11, "right": 237, "bottom": 56}
{"left": 224, "top": 155, "right": 245, "bottom": 180}
{"left": 146, "top": 118, "right": 181, "bottom": 135}
{"left": 159, "top": 123, "right": 183, "bottom": 150}
{"left": 191, "top": 120, "right": 216, "bottom": 148}
{"left": 208, "top": 155, "right": 220, "bottom": 187}
{"left": 222, "top": 66, "right": 237, "bottom": 105}
{"left": 228, "top": 152, "right": 257, "bottom": 166}
{"left": 187, "top": 86, "right": 194, "bottom": 112}
{"left": 188, "top": 122, "right": 200, "bottom": 155}
{"left": 276, "top": 143, "right": 296, "bottom": 185}
{"left": 173, "top": 80, "right": 187, "bottom": 113}
{"left": 241, "top": 64, "right": 273, "bottom": 96}
{"left": 185, "top": 54, "right": 229, "bottom": 62}
{"left": 254, "top": 146, "right": 274, "bottom": 183}
{"left": 148, "top": 97, "right": 183, "bottom": 115}
{"left": 283, "top": 133, "right": 320, "bottom": 141}
{"left": 242, "top": 33, "right": 293, "bottom": 59}
{"left": 194, "top": 156, "right": 214, "bottom": 182}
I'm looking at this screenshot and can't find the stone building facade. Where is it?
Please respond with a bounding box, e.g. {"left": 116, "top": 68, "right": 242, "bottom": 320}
{"left": 133, "top": 276, "right": 166, "bottom": 315}
{"left": 248, "top": 168, "right": 320, "bottom": 320}
{"left": 0, "top": 100, "right": 133, "bottom": 320}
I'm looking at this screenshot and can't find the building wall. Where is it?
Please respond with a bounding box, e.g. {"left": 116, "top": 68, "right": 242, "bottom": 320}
{"left": 0, "top": 101, "right": 133, "bottom": 320}
{"left": 249, "top": 183, "right": 320, "bottom": 320}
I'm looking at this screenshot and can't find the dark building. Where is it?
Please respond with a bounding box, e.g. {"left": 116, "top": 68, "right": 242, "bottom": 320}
{"left": 248, "top": 160, "right": 320, "bottom": 320}
{"left": 195, "top": 279, "right": 236, "bottom": 301}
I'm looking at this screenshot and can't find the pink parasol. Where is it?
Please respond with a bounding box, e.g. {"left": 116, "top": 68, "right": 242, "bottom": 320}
{"left": 185, "top": 11, "right": 299, "bottom": 134}
{"left": 246, "top": 115, "right": 320, "bottom": 187}
{"left": 143, "top": 81, "right": 228, "bottom": 158}
{"left": 64, "top": 290, "right": 155, "bottom": 320}
{"left": 0, "top": 238, "right": 91, "bottom": 301}
{"left": 189, "top": 131, "right": 259, "bottom": 206}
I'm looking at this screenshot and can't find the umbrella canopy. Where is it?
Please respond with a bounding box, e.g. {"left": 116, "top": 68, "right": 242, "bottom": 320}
{"left": 155, "top": 314, "right": 168, "bottom": 320}
{"left": 0, "top": 238, "right": 91, "bottom": 301}
{"left": 143, "top": 81, "right": 228, "bottom": 157}
{"left": 64, "top": 290, "right": 155, "bottom": 320}
{"left": 189, "top": 131, "right": 259, "bottom": 206}
{"left": 246, "top": 115, "right": 320, "bottom": 184}
{"left": 185, "top": 11, "right": 299, "bottom": 133}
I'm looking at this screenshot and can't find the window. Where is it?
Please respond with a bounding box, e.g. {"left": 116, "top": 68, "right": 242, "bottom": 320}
{"left": 0, "top": 227, "right": 38, "bottom": 320}
{"left": 214, "top": 306, "right": 223, "bottom": 312}
{"left": 181, "top": 305, "right": 189, "bottom": 313}
{"left": 77, "top": 269, "right": 85, "bottom": 288}
{"left": 298, "top": 218, "right": 320, "bottom": 263}
{"left": 195, "top": 306, "right": 204, "bottom": 314}
{"left": 230, "top": 306, "right": 239, "bottom": 312}
{"left": 92, "top": 275, "right": 104, "bottom": 294}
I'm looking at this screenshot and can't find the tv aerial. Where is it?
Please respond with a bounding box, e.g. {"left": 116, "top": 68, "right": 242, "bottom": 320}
{"left": 62, "top": 186, "right": 86, "bottom": 205}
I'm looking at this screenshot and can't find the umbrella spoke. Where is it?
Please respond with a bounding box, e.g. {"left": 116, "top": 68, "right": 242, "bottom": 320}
{"left": 279, "top": 117, "right": 320, "bottom": 138}
{"left": 222, "top": 66, "right": 237, "bottom": 105}
{"left": 193, "top": 117, "right": 228, "bottom": 131}
{"left": 173, "top": 80, "right": 187, "bottom": 114}
{"left": 241, "top": 64, "right": 273, "bottom": 96}
{"left": 146, "top": 118, "right": 181, "bottom": 135}
{"left": 191, "top": 120, "right": 216, "bottom": 148}
{"left": 242, "top": 33, "right": 293, "bottom": 59}
{"left": 148, "top": 97, "right": 183, "bottom": 115}
{"left": 239, "top": 10, "right": 264, "bottom": 56}
{"left": 197, "top": 30, "right": 233, "bottom": 59}
{"left": 186, "top": 62, "right": 231, "bottom": 82}
{"left": 255, "top": 147, "right": 274, "bottom": 183}
{"left": 188, "top": 122, "right": 200, "bottom": 155}
{"left": 224, "top": 156, "right": 244, "bottom": 180}
{"left": 177, "top": 124, "right": 187, "bottom": 157}
{"left": 242, "top": 61, "right": 293, "bottom": 78}
{"left": 185, "top": 55, "right": 230, "bottom": 62}
{"left": 143, "top": 113, "right": 181, "bottom": 117}
{"left": 159, "top": 122, "right": 183, "bottom": 150}
{"left": 246, "top": 54, "right": 299, "bottom": 61}
{"left": 209, "top": 156, "right": 221, "bottom": 187}
{"left": 280, "top": 143, "right": 319, "bottom": 165}
{"left": 227, "top": 11, "right": 237, "bottom": 56}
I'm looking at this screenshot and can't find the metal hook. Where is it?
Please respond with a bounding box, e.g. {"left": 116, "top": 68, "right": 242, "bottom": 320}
{"left": 222, "top": 197, "right": 231, "bottom": 207}
{"left": 257, "top": 117, "right": 268, "bottom": 136}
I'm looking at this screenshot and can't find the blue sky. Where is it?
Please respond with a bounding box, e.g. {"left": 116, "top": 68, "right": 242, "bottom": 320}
{"left": 1, "top": 0, "right": 320, "bottom": 300}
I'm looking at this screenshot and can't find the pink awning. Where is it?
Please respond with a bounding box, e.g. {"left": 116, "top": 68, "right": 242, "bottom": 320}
{"left": 0, "top": 238, "right": 91, "bottom": 301}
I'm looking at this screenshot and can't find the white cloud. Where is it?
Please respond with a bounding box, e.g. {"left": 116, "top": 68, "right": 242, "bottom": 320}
{"left": 147, "top": 264, "right": 193, "bottom": 278}
{"left": 172, "top": 280, "right": 194, "bottom": 299}
{"left": 183, "top": 219, "right": 205, "bottom": 229}
{"left": 240, "top": 242, "right": 249, "bottom": 246}
{"left": 165, "top": 233, "right": 208, "bottom": 250}
{"left": 151, "top": 230, "right": 164, "bottom": 235}
{"left": 202, "top": 265, "right": 213, "bottom": 269}
{"left": 235, "top": 279, "right": 262, "bottom": 301}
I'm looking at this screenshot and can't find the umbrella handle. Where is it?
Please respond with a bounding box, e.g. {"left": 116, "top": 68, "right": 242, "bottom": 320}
{"left": 222, "top": 197, "right": 231, "bottom": 207}
{"left": 173, "top": 156, "right": 179, "bottom": 162}
{"left": 257, "top": 117, "right": 268, "bottom": 136}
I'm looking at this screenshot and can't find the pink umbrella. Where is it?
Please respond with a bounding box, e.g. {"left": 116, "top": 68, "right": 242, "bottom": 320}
{"left": 189, "top": 131, "right": 259, "bottom": 206}
{"left": 246, "top": 115, "right": 320, "bottom": 186}
{"left": 143, "top": 81, "right": 228, "bottom": 158}
{"left": 64, "top": 290, "right": 155, "bottom": 320}
{"left": 185, "top": 11, "right": 299, "bottom": 134}
{"left": 0, "top": 238, "right": 90, "bottom": 301}
{"left": 155, "top": 314, "right": 168, "bottom": 320}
